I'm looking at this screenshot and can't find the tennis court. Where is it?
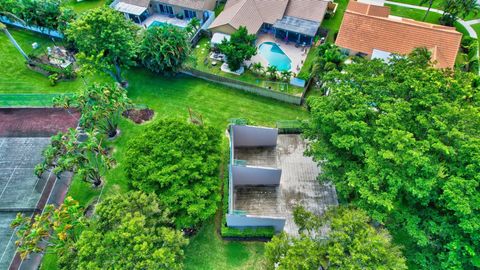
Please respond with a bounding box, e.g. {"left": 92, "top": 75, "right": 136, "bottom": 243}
{"left": 0, "top": 108, "right": 79, "bottom": 269}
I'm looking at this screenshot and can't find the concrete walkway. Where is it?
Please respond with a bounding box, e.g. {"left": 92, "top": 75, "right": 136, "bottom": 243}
{"left": 385, "top": 1, "right": 478, "bottom": 38}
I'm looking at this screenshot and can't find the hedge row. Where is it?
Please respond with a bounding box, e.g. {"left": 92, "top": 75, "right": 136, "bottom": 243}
{"left": 221, "top": 225, "right": 275, "bottom": 238}
{"left": 276, "top": 120, "right": 303, "bottom": 134}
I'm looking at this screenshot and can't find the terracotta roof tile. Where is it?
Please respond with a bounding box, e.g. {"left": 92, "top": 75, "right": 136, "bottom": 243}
{"left": 335, "top": 1, "right": 462, "bottom": 68}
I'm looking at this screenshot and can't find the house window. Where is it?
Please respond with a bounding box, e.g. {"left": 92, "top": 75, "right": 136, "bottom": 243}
{"left": 262, "top": 23, "right": 272, "bottom": 30}
{"left": 158, "top": 4, "right": 174, "bottom": 15}
{"left": 184, "top": 9, "right": 196, "bottom": 19}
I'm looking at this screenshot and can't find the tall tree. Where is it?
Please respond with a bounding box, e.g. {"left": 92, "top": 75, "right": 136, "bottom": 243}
{"left": 59, "top": 192, "right": 188, "bottom": 270}
{"left": 66, "top": 7, "right": 139, "bottom": 84}
{"left": 186, "top": 17, "right": 200, "bottom": 36}
{"left": 218, "top": 26, "right": 256, "bottom": 71}
{"left": 304, "top": 53, "right": 480, "bottom": 269}
{"left": 54, "top": 83, "right": 131, "bottom": 137}
{"left": 441, "top": 0, "right": 480, "bottom": 25}
{"left": 139, "top": 24, "right": 189, "bottom": 74}
{"left": 420, "top": 0, "right": 436, "bottom": 21}
{"left": 311, "top": 43, "right": 345, "bottom": 81}
{"left": 0, "top": 0, "right": 68, "bottom": 30}
{"left": 265, "top": 207, "right": 407, "bottom": 270}
{"left": 266, "top": 65, "right": 278, "bottom": 80}
{"left": 124, "top": 119, "right": 222, "bottom": 228}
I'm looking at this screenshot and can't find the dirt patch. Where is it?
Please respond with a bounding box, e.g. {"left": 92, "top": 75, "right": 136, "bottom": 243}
{"left": 122, "top": 108, "right": 154, "bottom": 124}
{"left": 0, "top": 108, "right": 80, "bottom": 137}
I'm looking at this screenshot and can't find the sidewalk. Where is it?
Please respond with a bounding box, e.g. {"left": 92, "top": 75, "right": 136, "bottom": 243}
{"left": 385, "top": 1, "right": 477, "bottom": 38}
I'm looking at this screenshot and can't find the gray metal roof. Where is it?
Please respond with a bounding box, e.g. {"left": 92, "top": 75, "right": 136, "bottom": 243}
{"left": 273, "top": 16, "right": 320, "bottom": 37}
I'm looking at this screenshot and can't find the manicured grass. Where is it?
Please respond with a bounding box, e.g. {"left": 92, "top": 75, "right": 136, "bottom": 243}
{"left": 472, "top": 23, "right": 480, "bottom": 39}
{"left": 386, "top": 4, "right": 442, "bottom": 23}
{"left": 3, "top": 27, "right": 307, "bottom": 270}
{"left": 0, "top": 28, "right": 87, "bottom": 94}
{"left": 298, "top": 45, "right": 318, "bottom": 80}
{"left": 455, "top": 21, "right": 470, "bottom": 37}
{"left": 389, "top": 0, "right": 443, "bottom": 11}
{"left": 184, "top": 221, "right": 266, "bottom": 270}
{"left": 64, "top": 0, "right": 107, "bottom": 13}
{"left": 189, "top": 38, "right": 304, "bottom": 95}
{"left": 0, "top": 93, "right": 61, "bottom": 107}
{"left": 320, "top": 0, "right": 349, "bottom": 42}
{"left": 388, "top": 0, "right": 480, "bottom": 20}
{"left": 39, "top": 68, "right": 307, "bottom": 269}
{"left": 387, "top": 4, "right": 472, "bottom": 37}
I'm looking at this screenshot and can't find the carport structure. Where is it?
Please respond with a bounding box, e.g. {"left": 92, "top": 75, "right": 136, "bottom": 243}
{"left": 227, "top": 124, "right": 338, "bottom": 235}
{"left": 273, "top": 16, "right": 320, "bottom": 45}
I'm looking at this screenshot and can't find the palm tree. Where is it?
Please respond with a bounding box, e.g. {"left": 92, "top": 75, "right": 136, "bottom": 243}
{"left": 251, "top": 62, "right": 264, "bottom": 75}
{"left": 460, "top": 0, "right": 480, "bottom": 19}
{"left": 420, "top": 0, "right": 435, "bottom": 21}
{"left": 185, "top": 25, "right": 193, "bottom": 36}
{"left": 266, "top": 65, "right": 278, "bottom": 80}
{"left": 0, "top": 12, "right": 31, "bottom": 63}
{"left": 280, "top": 70, "right": 292, "bottom": 82}
{"left": 188, "top": 17, "right": 201, "bottom": 32}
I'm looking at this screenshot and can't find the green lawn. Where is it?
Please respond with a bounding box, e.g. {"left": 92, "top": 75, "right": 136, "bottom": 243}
{"left": 320, "top": 0, "right": 349, "bottom": 42}
{"left": 188, "top": 38, "right": 304, "bottom": 95}
{"left": 389, "top": 0, "right": 443, "bottom": 11}
{"left": 388, "top": 0, "right": 480, "bottom": 20}
{"left": 184, "top": 221, "right": 266, "bottom": 270}
{"left": 472, "top": 23, "right": 480, "bottom": 39}
{"left": 0, "top": 93, "right": 61, "bottom": 107}
{"left": 38, "top": 68, "right": 307, "bottom": 269}
{"left": 3, "top": 24, "right": 308, "bottom": 270}
{"left": 0, "top": 29, "right": 87, "bottom": 94}
{"left": 298, "top": 45, "right": 318, "bottom": 80}
{"left": 386, "top": 4, "right": 442, "bottom": 22}
{"left": 64, "top": 0, "right": 107, "bottom": 13}
{"left": 387, "top": 4, "right": 472, "bottom": 37}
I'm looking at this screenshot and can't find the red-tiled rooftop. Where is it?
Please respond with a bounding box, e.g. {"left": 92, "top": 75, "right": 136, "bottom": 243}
{"left": 335, "top": 1, "right": 462, "bottom": 68}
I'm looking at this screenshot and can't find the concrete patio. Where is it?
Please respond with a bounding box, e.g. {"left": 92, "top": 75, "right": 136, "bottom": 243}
{"left": 232, "top": 134, "right": 338, "bottom": 236}
{"left": 248, "top": 33, "right": 311, "bottom": 74}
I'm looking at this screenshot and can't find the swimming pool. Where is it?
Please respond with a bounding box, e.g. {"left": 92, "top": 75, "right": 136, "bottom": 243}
{"left": 148, "top": 21, "right": 184, "bottom": 28}
{"left": 149, "top": 21, "right": 168, "bottom": 28}
{"left": 258, "top": 42, "right": 292, "bottom": 71}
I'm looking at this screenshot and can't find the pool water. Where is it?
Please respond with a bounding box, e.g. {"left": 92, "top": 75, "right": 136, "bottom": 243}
{"left": 149, "top": 21, "right": 168, "bottom": 28}
{"left": 148, "top": 21, "right": 184, "bottom": 28}
{"left": 258, "top": 42, "right": 292, "bottom": 71}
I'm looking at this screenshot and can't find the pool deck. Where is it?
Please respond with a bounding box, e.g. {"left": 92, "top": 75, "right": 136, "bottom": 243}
{"left": 248, "top": 33, "right": 311, "bottom": 74}
{"left": 140, "top": 14, "right": 188, "bottom": 28}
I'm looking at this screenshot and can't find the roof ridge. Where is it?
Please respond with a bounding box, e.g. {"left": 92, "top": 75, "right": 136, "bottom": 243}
{"left": 345, "top": 9, "right": 461, "bottom": 35}
{"left": 232, "top": 0, "right": 254, "bottom": 19}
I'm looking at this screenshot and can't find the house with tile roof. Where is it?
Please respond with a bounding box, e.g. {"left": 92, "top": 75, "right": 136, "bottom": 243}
{"left": 209, "top": 0, "right": 328, "bottom": 46}
{"left": 335, "top": 0, "right": 462, "bottom": 68}
{"left": 110, "top": 0, "right": 216, "bottom": 28}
